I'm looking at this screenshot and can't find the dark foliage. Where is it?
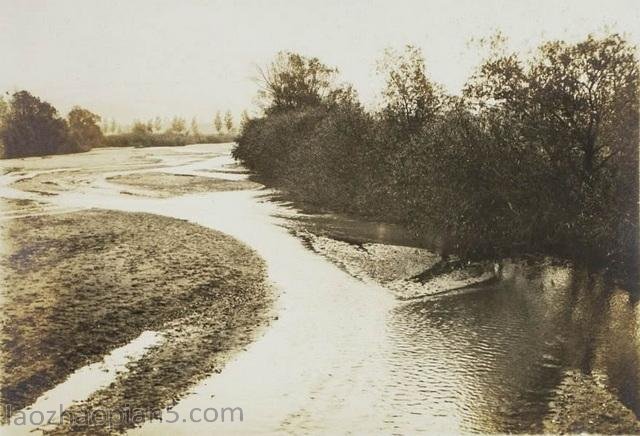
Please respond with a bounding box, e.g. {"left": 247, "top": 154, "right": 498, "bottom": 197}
{"left": 0, "top": 91, "right": 235, "bottom": 158}
{"left": 234, "top": 36, "right": 639, "bottom": 284}
{"left": 67, "top": 106, "right": 104, "bottom": 152}
{"left": 0, "top": 91, "right": 73, "bottom": 158}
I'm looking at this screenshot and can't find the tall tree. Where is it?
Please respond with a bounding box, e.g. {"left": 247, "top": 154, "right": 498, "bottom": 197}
{"left": 153, "top": 116, "right": 163, "bottom": 133}
{"left": 213, "top": 111, "right": 223, "bottom": 134}
{"left": 465, "top": 33, "right": 638, "bottom": 188}
{"left": 377, "top": 45, "right": 442, "bottom": 135}
{"left": 190, "top": 117, "right": 200, "bottom": 137}
{"left": 68, "top": 107, "right": 103, "bottom": 151}
{"left": 0, "top": 95, "right": 7, "bottom": 156}
{"left": 131, "top": 120, "right": 152, "bottom": 135}
{"left": 100, "top": 118, "right": 109, "bottom": 134}
{"left": 0, "top": 95, "right": 8, "bottom": 120}
{"left": 224, "top": 110, "right": 234, "bottom": 133}
{"left": 256, "top": 51, "right": 338, "bottom": 113}
{"left": 0, "top": 90, "right": 70, "bottom": 157}
{"left": 167, "top": 116, "right": 186, "bottom": 135}
{"left": 464, "top": 33, "right": 639, "bottom": 268}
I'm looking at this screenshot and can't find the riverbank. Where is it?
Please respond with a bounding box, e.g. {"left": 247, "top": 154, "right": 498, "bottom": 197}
{"left": 543, "top": 370, "right": 640, "bottom": 434}
{"left": 0, "top": 208, "right": 273, "bottom": 433}
{"left": 282, "top": 204, "right": 640, "bottom": 433}
{"left": 283, "top": 213, "right": 498, "bottom": 300}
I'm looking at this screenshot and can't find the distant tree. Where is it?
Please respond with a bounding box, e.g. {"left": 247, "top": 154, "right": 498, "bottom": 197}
{"left": 0, "top": 95, "right": 8, "bottom": 132}
{"left": 153, "top": 116, "right": 162, "bottom": 133}
{"left": 0, "top": 95, "right": 7, "bottom": 120}
{"left": 0, "top": 95, "right": 7, "bottom": 156}
{"left": 224, "top": 110, "right": 234, "bottom": 133}
{"left": 213, "top": 111, "right": 223, "bottom": 134}
{"left": 190, "top": 117, "right": 200, "bottom": 137}
{"left": 256, "top": 51, "right": 338, "bottom": 113}
{"left": 167, "top": 116, "right": 186, "bottom": 135}
{"left": 131, "top": 120, "right": 152, "bottom": 135}
{"left": 0, "top": 90, "right": 70, "bottom": 157}
{"left": 68, "top": 107, "right": 104, "bottom": 151}
{"left": 377, "top": 45, "right": 442, "bottom": 135}
{"left": 110, "top": 119, "right": 118, "bottom": 134}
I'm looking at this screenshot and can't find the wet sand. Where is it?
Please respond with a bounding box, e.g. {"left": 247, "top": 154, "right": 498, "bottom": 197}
{"left": 288, "top": 225, "right": 496, "bottom": 300}
{"left": 106, "top": 172, "right": 261, "bottom": 197}
{"left": 0, "top": 209, "right": 273, "bottom": 432}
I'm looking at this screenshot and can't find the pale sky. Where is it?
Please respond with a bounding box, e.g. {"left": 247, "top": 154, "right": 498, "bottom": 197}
{"left": 1, "top": 0, "right": 638, "bottom": 126}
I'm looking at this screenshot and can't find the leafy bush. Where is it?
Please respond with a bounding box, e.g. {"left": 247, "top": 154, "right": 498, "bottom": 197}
{"left": 234, "top": 36, "right": 639, "bottom": 284}
{"left": 0, "top": 91, "right": 105, "bottom": 158}
{"left": 68, "top": 107, "right": 104, "bottom": 151}
{"left": 0, "top": 91, "right": 72, "bottom": 158}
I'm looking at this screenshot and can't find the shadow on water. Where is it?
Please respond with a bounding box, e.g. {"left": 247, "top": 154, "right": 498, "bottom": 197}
{"left": 385, "top": 261, "right": 640, "bottom": 433}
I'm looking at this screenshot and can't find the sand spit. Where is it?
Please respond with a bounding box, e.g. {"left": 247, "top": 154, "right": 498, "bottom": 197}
{"left": 106, "top": 172, "right": 261, "bottom": 197}
{"left": 0, "top": 209, "right": 273, "bottom": 433}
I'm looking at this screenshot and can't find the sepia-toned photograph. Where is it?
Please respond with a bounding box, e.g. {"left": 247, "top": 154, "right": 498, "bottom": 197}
{"left": 0, "top": 0, "right": 638, "bottom": 434}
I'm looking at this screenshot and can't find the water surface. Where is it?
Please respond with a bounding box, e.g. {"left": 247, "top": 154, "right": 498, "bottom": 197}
{"left": 1, "top": 143, "right": 638, "bottom": 434}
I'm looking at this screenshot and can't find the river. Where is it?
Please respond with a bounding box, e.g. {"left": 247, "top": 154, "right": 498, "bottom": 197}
{"left": 1, "top": 143, "right": 639, "bottom": 434}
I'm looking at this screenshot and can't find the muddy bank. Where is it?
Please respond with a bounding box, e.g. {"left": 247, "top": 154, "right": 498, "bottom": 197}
{"left": 0, "top": 209, "right": 273, "bottom": 432}
{"left": 291, "top": 227, "right": 496, "bottom": 300}
{"left": 287, "top": 213, "right": 640, "bottom": 433}
{"left": 106, "top": 172, "right": 261, "bottom": 197}
{"left": 543, "top": 370, "right": 640, "bottom": 434}
{"left": 295, "top": 230, "right": 437, "bottom": 282}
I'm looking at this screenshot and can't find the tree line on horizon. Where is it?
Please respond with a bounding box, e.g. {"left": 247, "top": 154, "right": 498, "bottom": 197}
{"left": 0, "top": 91, "right": 242, "bottom": 157}
{"left": 233, "top": 33, "right": 639, "bottom": 285}
{"left": 107, "top": 109, "right": 241, "bottom": 136}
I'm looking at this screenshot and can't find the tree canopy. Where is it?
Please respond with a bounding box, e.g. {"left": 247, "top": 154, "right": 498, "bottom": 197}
{"left": 377, "top": 45, "right": 443, "bottom": 134}
{"left": 0, "top": 91, "right": 71, "bottom": 157}
{"left": 465, "top": 34, "right": 639, "bottom": 187}
{"left": 68, "top": 106, "right": 104, "bottom": 151}
{"left": 257, "top": 52, "right": 338, "bottom": 113}
{"left": 234, "top": 33, "right": 639, "bottom": 282}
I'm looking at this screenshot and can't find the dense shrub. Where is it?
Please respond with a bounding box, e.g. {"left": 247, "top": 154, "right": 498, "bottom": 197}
{"left": 0, "top": 91, "right": 105, "bottom": 158}
{"left": 0, "top": 91, "right": 72, "bottom": 158}
{"left": 234, "top": 38, "right": 639, "bottom": 283}
{"left": 68, "top": 107, "right": 104, "bottom": 151}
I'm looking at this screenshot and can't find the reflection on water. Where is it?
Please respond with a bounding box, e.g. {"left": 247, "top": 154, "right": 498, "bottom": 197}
{"left": 386, "top": 262, "right": 640, "bottom": 433}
